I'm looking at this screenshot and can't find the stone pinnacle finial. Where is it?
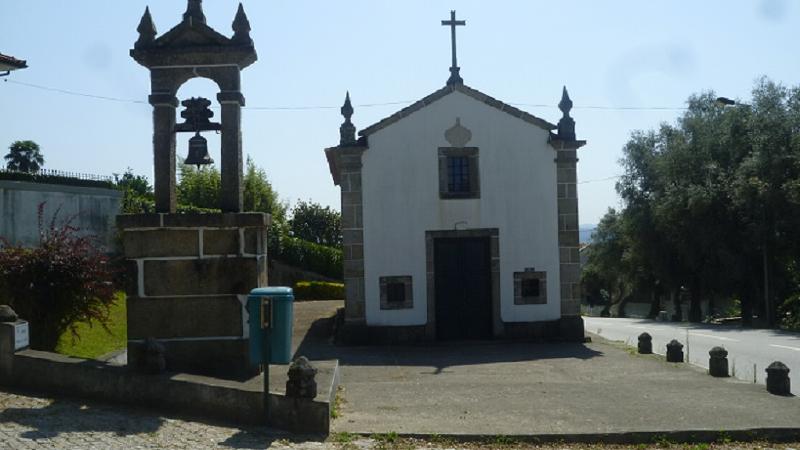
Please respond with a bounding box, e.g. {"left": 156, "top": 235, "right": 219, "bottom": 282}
{"left": 135, "top": 6, "right": 157, "bottom": 48}
{"left": 559, "top": 86, "right": 573, "bottom": 117}
{"left": 340, "top": 91, "right": 356, "bottom": 146}
{"left": 183, "top": 0, "right": 206, "bottom": 25}
{"left": 557, "top": 86, "right": 576, "bottom": 142}
{"left": 232, "top": 3, "right": 253, "bottom": 44}
{"left": 341, "top": 92, "right": 353, "bottom": 120}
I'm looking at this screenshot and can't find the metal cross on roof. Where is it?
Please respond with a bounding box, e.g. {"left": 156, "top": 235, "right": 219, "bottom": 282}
{"left": 441, "top": 10, "right": 466, "bottom": 86}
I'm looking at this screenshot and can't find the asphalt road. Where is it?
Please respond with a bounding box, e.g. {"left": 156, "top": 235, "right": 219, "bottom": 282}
{"left": 584, "top": 316, "right": 800, "bottom": 385}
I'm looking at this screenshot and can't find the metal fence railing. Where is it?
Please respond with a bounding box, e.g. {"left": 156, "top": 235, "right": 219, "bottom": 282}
{"left": 0, "top": 168, "right": 114, "bottom": 183}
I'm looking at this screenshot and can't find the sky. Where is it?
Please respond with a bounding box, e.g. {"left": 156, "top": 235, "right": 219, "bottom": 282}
{"left": 1, "top": 0, "right": 798, "bottom": 225}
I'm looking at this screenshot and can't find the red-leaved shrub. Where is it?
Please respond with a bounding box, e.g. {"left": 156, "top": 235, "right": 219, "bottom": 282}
{"left": 0, "top": 204, "right": 116, "bottom": 350}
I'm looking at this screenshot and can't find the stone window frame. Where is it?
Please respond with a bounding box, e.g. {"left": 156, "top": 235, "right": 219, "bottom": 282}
{"left": 379, "top": 276, "right": 413, "bottom": 310}
{"left": 438, "top": 147, "right": 480, "bottom": 199}
{"left": 514, "top": 270, "right": 547, "bottom": 305}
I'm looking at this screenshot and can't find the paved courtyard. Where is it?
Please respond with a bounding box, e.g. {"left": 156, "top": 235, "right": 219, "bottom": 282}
{"left": 324, "top": 339, "right": 800, "bottom": 435}
{"left": 2, "top": 302, "right": 800, "bottom": 448}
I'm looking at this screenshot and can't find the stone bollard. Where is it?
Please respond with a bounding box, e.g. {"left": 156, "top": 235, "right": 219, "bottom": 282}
{"left": 0, "top": 305, "right": 17, "bottom": 323}
{"left": 765, "top": 361, "right": 791, "bottom": 396}
{"left": 286, "top": 356, "right": 317, "bottom": 399}
{"left": 708, "top": 346, "right": 729, "bottom": 377}
{"left": 142, "top": 338, "right": 166, "bottom": 375}
{"left": 637, "top": 332, "right": 653, "bottom": 354}
{"left": 0, "top": 305, "right": 29, "bottom": 382}
{"left": 666, "top": 339, "right": 684, "bottom": 363}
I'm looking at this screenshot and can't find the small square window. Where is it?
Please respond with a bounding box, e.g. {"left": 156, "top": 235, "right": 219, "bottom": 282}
{"left": 514, "top": 271, "right": 547, "bottom": 305}
{"left": 386, "top": 282, "right": 406, "bottom": 304}
{"left": 521, "top": 279, "right": 540, "bottom": 298}
{"left": 380, "top": 276, "right": 413, "bottom": 310}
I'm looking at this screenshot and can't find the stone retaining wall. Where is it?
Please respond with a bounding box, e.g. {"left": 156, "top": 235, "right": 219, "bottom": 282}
{"left": 0, "top": 336, "right": 337, "bottom": 433}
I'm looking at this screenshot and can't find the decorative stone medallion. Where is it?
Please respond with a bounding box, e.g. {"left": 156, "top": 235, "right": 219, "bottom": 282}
{"left": 445, "top": 117, "right": 472, "bottom": 147}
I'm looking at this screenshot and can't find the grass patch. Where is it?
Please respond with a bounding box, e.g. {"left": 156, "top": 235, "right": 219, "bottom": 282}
{"left": 370, "top": 432, "right": 399, "bottom": 444}
{"left": 55, "top": 292, "right": 127, "bottom": 359}
{"left": 331, "top": 385, "right": 346, "bottom": 419}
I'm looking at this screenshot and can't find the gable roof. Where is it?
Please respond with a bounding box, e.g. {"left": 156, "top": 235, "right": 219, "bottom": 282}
{"left": 130, "top": 4, "right": 257, "bottom": 70}
{"left": 359, "top": 83, "right": 557, "bottom": 137}
{"left": 155, "top": 20, "right": 232, "bottom": 48}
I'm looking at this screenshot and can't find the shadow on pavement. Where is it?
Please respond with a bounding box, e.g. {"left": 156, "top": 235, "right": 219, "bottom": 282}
{"left": 292, "top": 314, "right": 603, "bottom": 373}
{"left": 0, "top": 398, "right": 164, "bottom": 440}
{"left": 219, "top": 431, "right": 325, "bottom": 449}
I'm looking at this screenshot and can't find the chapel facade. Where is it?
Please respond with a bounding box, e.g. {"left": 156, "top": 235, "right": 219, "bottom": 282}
{"left": 325, "top": 13, "right": 586, "bottom": 343}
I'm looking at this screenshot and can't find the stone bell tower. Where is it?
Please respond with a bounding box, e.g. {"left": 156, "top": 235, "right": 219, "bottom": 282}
{"left": 131, "top": 0, "right": 256, "bottom": 213}
{"left": 119, "top": 1, "right": 268, "bottom": 377}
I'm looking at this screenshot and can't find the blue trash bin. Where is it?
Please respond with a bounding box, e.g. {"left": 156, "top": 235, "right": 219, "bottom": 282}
{"left": 247, "top": 287, "right": 294, "bottom": 365}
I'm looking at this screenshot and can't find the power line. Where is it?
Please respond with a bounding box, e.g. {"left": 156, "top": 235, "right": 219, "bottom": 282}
{"left": 578, "top": 175, "right": 622, "bottom": 184}
{"left": 5, "top": 79, "right": 148, "bottom": 104}
{"left": 4, "top": 79, "right": 690, "bottom": 112}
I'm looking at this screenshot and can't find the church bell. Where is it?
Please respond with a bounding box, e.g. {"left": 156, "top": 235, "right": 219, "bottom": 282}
{"left": 184, "top": 132, "right": 214, "bottom": 168}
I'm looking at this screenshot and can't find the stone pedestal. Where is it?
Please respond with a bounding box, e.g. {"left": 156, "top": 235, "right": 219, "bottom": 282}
{"left": 666, "top": 339, "right": 684, "bottom": 363}
{"left": 708, "top": 346, "right": 729, "bottom": 377}
{"left": 638, "top": 332, "right": 652, "bottom": 354}
{"left": 558, "top": 316, "right": 585, "bottom": 342}
{"left": 118, "top": 213, "right": 269, "bottom": 377}
{"left": 0, "top": 318, "right": 28, "bottom": 382}
{"left": 766, "top": 361, "right": 791, "bottom": 396}
{"left": 286, "top": 356, "right": 317, "bottom": 399}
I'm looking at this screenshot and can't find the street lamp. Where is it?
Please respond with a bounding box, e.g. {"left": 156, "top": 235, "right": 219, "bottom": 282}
{"left": 717, "top": 95, "right": 772, "bottom": 327}
{"left": 0, "top": 52, "right": 27, "bottom": 78}
{"left": 715, "top": 96, "right": 736, "bottom": 106}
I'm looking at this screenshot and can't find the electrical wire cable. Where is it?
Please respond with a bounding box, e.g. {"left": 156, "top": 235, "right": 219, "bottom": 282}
{"left": 3, "top": 79, "right": 690, "bottom": 112}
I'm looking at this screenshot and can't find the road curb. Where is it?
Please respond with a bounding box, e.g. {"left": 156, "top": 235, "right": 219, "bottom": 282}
{"left": 353, "top": 428, "right": 800, "bottom": 445}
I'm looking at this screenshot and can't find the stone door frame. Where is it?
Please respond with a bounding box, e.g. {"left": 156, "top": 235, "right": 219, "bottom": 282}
{"left": 425, "top": 228, "right": 502, "bottom": 339}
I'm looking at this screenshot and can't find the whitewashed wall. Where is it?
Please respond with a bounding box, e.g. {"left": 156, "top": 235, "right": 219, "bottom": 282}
{"left": 361, "top": 91, "right": 561, "bottom": 326}
{"left": 0, "top": 181, "right": 122, "bottom": 249}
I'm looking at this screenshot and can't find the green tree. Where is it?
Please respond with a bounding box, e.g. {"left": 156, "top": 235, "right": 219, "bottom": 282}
{"left": 115, "top": 168, "right": 154, "bottom": 214}
{"left": 289, "top": 200, "right": 342, "bottom": 247}
{"left": 581, "top": 209, "right": 630, "bottom": 316}
{"left": 115, "top": 168, "right": 151, "bottom": 196}
{"left": 590, "top": 77, "right": 800, "bottom": 327}
{"left": 244, "top": 157, "right": 286, "bottom": 222}
{"left": 177, "top": 162, "right": 221, "bottom": 210}
{"left": 5, "top": 140, "right": 44, "bottom": 173}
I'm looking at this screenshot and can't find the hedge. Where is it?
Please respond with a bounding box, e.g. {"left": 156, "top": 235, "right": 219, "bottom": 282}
{"left": 0, "top": 171, "right": 114, "bottom": 189}
{"left": 293, "top": 281, "right": 345, "bottom": 300}
{"left": 272, "top": 236, "right": 342, "bottom": 280}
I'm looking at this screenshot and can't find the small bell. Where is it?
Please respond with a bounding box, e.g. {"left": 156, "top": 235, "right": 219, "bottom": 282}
{"left": 184, "top": 132, "right": 213, "bottom": 168}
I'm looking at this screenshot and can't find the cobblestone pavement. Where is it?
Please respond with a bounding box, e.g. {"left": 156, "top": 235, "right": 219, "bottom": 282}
{"left": 2, "top": 390, "right": 800, "bottom": 450}
{"left": 0, "top": 390, "right": 331, "bottom": 450}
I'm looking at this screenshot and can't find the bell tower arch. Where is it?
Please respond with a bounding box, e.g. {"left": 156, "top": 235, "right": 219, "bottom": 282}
{"left": 131, "top": 1, "right": 257, "bottom": 212}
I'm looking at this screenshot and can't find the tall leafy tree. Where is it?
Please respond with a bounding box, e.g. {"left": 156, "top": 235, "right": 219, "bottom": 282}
{"left": 289, "top": 200, "right": 341, "bottom": 247}
{"left": 586, "top": 77, "right": 800, "bottom": 327}
{"left": 177, "top": 163, "right": 221, "bottom": 210}
{"left": 115, "top": 168, "right": 154, "bottom": 214}
{"left": 5, "top": 140, "right": 44, "bottom": 173}
{"left": 115, "top": 168, "right": 151, "bottom": 197}
{"left": 243, "top": 157, "right": 286, "bottom": 224}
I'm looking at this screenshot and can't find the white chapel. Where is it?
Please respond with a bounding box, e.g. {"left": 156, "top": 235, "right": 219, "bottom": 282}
{"left": 325, "top": 11, "right": 586, "bottom": 343}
